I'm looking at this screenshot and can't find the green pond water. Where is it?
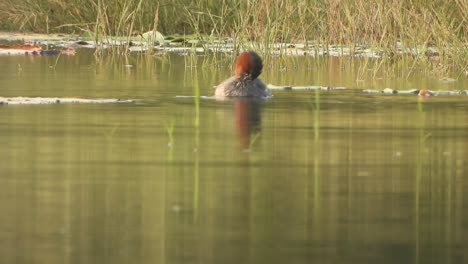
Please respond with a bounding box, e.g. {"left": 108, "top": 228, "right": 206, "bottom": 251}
{"left": 0, "top": 51, "right": 467, "bottom": 264}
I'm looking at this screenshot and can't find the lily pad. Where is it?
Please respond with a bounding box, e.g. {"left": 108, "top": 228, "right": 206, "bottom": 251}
{"left": 140, "top": 30, "right": 165, "bottom": 45}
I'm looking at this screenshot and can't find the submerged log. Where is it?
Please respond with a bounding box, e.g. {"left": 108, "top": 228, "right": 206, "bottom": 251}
{"left": 363, "top": 89, "right": 466, "bottom": 96}
{"left": 0, "top": 97, "right": 134, "bottom": 105}
{"left": 267, "top": 84, "right": 346, "bottom": 91}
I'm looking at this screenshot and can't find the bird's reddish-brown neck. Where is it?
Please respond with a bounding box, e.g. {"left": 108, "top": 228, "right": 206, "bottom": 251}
{"left": 235, "top": 52, "right": 252, "bottom": 78}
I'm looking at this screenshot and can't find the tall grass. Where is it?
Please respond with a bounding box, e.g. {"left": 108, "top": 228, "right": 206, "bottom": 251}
{"left": 0, "top": 0, "right": 466, "bottom": 71}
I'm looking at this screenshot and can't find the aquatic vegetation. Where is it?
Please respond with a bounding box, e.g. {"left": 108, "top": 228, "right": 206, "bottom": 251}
{"left": 0, "top": 0, "right": 466, "bottom": 73}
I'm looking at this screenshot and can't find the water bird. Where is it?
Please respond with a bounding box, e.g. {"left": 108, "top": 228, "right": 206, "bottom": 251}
{"left": 215, "top": 51, "right": 272, "bottom": 98}
{"left": 418, "top": 89, "right": 434, "bottom": 97}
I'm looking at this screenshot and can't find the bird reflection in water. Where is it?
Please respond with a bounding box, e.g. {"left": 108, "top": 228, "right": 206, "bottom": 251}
{"left": 214, "top": 50, "right": 270, "bottom": 150}
{"left": 233, "top": 98, "right": 263, "bottom": 151}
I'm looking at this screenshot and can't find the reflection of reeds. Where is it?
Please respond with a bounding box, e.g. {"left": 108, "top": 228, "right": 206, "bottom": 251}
{"left": 165, "top": 121, "right": 175, "bottom": 161}
{"left": 414, "top": 103, "right": 425, "bottom": 264}
{"left": 193, "top": 66, "right": 200, "bottom": 220}
{"left": 414, "top": 105, "right": 462, "bottom": 263}
{"left": 313, "top": 89, "right": 321, "bottom": 218}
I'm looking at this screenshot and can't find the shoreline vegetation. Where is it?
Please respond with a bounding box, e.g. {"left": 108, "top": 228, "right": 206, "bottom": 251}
{"left": 0, "top": 0, "right": 466, "bottom": 75}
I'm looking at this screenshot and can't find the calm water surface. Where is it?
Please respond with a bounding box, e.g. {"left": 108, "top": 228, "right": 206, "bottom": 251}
{"left": 0, "top": 51, "right": 467, "bottom": 264}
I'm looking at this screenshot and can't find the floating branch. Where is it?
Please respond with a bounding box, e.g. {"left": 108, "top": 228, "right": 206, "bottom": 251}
{"left": 0, "top": 97, "right": 134, "bottom": 105}
{"left": 267, "top": 84, "right": 346, "bottom": 91}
